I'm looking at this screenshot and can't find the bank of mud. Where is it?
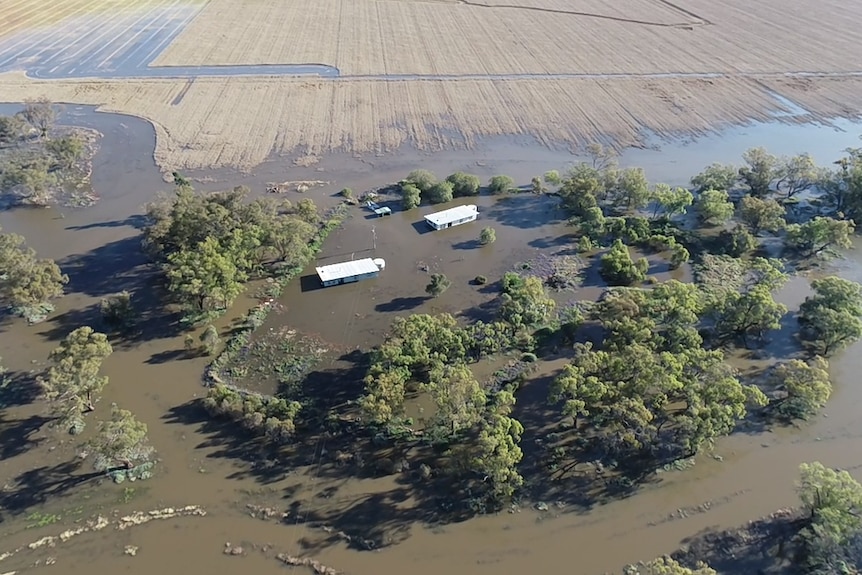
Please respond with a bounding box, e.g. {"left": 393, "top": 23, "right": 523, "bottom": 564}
{"left": 1, "top": 109, "right": 862, "bottom": 575}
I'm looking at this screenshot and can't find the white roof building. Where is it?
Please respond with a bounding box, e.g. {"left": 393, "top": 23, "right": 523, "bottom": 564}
{"left": 424, "top": 204, "right": 479, "bottom": 230}
{"left": 315, "top": 258, "right": 385, "bottom": 286}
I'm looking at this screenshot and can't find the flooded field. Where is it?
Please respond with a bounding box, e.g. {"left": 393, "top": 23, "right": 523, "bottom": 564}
{"left": 2, "top": 106, "right": 862, "bottom": 575}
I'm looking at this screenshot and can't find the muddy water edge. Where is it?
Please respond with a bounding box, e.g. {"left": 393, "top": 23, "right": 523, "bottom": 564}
{"left": 2, "top": 108, "right": 862, "bottom": 575}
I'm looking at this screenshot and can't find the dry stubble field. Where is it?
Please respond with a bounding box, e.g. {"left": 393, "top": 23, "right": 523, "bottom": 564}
{"left": 2, "top": 0, "right": 862, "bottom": 174}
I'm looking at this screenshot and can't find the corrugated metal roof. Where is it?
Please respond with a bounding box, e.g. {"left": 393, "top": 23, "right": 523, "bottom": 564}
{"left": 424, "top": 204, "right": 479, "bottom": 226}
{"left": 316, "top": 258, "right": 381, "bottom": 282}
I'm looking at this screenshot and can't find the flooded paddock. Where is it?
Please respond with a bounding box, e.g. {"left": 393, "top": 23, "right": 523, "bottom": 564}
{"left": 2, "top": 108, "right": 862, "bottom": 575}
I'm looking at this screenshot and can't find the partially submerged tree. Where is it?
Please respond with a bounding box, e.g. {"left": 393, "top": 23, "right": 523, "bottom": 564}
{"left": 694, "top": 189, "right": 734, "bottom": 225}
{"left": 0, "top": 151, "right": 56, "bottom": 204}
{"left": 770, "top": 357, "right": 832, "bottom": 421}
{"left": 624, "top": 556, "right": 716, "bottom": 575}
{"left": 797, "top": 462, "right": 862, "bottom": 557}
{"left": 0, "top": 227, "right": 68, "bottom": 321}
{"left": 488, "top": 175, "right": 515, "bottom": 194}
{"left": 199, "top": 324, "right": 220, "bottom": 356}
{"left": 17, "top": 98, "right": 57, "bottom": 139}
{"left": 165, "top": 235, "right": 246, "bottom": 316}
{"left": 0, "top": 115, "right": 25, "bottom": 146}
{"left": 465, "top": 391, "right": 524, "bottom": 504}
{"left": 479, "top": 227, "right": 496, "bottom": 245}
{"left": 99, "top": 291, "right": 135, "bottom": 331}
{"left": 600, "top": 239, "right": 648, "bottom": 286}
{"left": 45, "top": 134, "right": 85, "bottom": 170}
{"left": 446, "top": 172, "right": 481, "bottom": 197}
{"left": 798, "top": 276, "right": 862, "bottom": 356}
{"left": 86, "top": 403, "right": 155, "bottom": 472}
{"left": 649, "top": 183, "right": 693, "bottom": 221}
{"left": 404, "top": 169, "right": 437, "bottom": 193}
{"left": 775, "top": 153, "right": 817, "bottom": 200}
{"left": 40, "top": 326, "right": 112, "bottom": 434}
{"left": 401, "top": 183, "right": 421, "bottom": 210}
{"left": 690, "top": 163, "right": 738, "bottom": 193}
{"left": 785, "top": 216, "right": 854, "bottom": 259}
{"left": 737, "top": 195, "right": 786, "bottom": 234}
{"left": 739, "top": 147, "right": 778, "bottom": 197}
{"left": 426, "top": 180, "right": 454, "bottom": 204}
{"left": 499, "top": 272, "right": 555, "bottom": 328}
{"left": 425, "top": 273, "right": 451, "bottom": 297}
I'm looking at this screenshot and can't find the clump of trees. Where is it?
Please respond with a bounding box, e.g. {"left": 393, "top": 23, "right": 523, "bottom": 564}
{"left": 0, "top": 226, "right": 68, "bottom": 322}
{"left": 358, "top": 273, "right": 558, "bottom": 507}
{"left": 1, "top": 102, "right": 88, "bottom": 206}
{"left": 399, "top": 170, "right": 482, "bottom": 208}
{"left": 143, "top": 183, "right": 320, "bottom": 322}
{"left": 203, "top": 384, "right": 301, "bottom": 443}
{"left": 600, "top": 239, "right": 648, "bottom": 286}
{"left": 550, "top": 281, "right": 768, "bottom": 464}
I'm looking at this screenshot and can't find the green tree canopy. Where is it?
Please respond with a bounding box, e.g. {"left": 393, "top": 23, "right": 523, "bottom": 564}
{"left": 771, "top": 357, "right": 832, "bottom": 420}
{"left": 446, "top": 172, "right": 481, "bottom": 197}
{"left": 550, "top": 341, "right": 766, "bottom": 461}
{"left": 499, "top": 272, "right": 555, "bottom": 328}
{"left": 786, "top": 217, "right": 854, "bottom": 259}
{"left": 739, "top": 147, "right": 778, "bottom": 197}
{"left": 737, "top": 195, "right": 786, "bottom": 234}
{"left": 404, "top": 169, "right": 437, "bottom": 192}
{"left": 426, "top": 181, "right": 454, "bottom": 204}
{"left": 798, "top": 462, "right": 862, "bottom": 545}
{"left": 690, "top": 163, "right": 738, "bottom": 193}
{"left": 649, "top": 183, "right": 693, "bottom": 220}
{"left": 0, "top": 227, "right": 68, "bottom": 314}
{"left": 401, "top": 183, "right": 421, "bottom": 210}
{"left": 165, "top": 235, "right": 246, "bottom": 314}
{"left": 798, "top": 276, "right": 862, "bottom": 356}
{"left": 40, "top": 326, "right": 112, "bottom": 433}
{"left": 600, "top": 239, "right": 648, "bottom": 286}
{"left": 694, "top": 189, "right": 734, "bottom": 225}
{"left": 86, "top": 403, "right": 155, "bottom": 471}
{"left": 488, "top": 175, "right": 515, "bottom": 195}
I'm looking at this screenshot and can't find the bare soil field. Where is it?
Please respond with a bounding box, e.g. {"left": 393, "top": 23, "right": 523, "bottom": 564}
{"left": 152, "top": 0, "right": 862, "bottom": 76}
{"left": 2, "top": 0, "right": 862, "bottom": 182}
{"left": 6, "top": 71, "right": 857, "bottom": 175}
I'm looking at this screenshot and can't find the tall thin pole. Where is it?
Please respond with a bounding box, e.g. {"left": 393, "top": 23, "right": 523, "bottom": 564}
{"left": 371, "top": 226, "right": 377, "bottom": 251}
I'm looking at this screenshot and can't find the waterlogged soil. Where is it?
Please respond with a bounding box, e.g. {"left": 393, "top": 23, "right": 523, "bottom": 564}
{"left": 2, "top": 109, "right": 862, "bottom": 575}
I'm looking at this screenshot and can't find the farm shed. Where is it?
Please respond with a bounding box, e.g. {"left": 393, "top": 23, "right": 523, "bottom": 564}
{"left": 315, "top": 258, "right": 386, "bottom": 287}
{"left": 424, "top": 204, "right": 479, "bottom": 230}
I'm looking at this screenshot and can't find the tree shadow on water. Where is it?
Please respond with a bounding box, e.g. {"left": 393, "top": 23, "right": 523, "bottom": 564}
{"left": 482, "top": 195, "right": 562, "bottom": 229}
{"left": 0, "top": 460, "right": 104, "bottom": 521}
{"left": 56, "top": 235, "right": 148, "bottom": 298}
{"left": 0, "top": 412, "right": 51, "bottom": 460}
{"left": 64, "top": 214, "right": 148, "bottom": 231}
{"left": 0, "top": 370, "right": 42, "bottom": 409}
{"left": 374, "top": 296, "right": 429, "bottom": 313}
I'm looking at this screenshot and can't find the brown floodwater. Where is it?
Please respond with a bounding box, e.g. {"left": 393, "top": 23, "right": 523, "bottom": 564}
{"left": 2, "top": 108, "right": 862, "bottom": 575}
